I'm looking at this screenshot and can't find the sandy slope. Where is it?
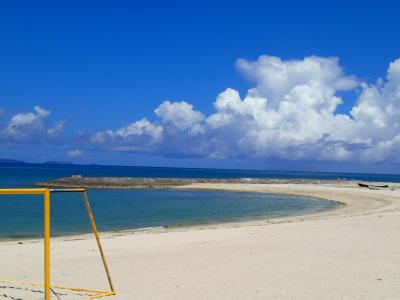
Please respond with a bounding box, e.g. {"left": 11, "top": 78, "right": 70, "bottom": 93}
{"left": 1, "top": 183, "right": 400, "bottom": 300}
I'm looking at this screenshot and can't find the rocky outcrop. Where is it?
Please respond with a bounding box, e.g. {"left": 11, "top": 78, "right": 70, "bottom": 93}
{"left": 38, "top": 176, "right": 353, "bottom": 189}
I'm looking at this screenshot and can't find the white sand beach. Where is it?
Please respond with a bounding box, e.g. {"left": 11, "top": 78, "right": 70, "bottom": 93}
{"left": 1, "top": 182, "right": 400, "bottom": 299}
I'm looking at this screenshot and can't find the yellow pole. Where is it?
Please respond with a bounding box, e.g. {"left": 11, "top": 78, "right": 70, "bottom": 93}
{"left": 44, "top": 189, "right": 51, "bottom": 300}
{"left": 82, "top": 191, "right": 115, "bottom": 293}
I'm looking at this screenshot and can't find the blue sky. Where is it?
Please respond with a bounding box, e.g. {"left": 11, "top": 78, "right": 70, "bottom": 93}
{"left": 1, "top": 1, "right": 400, "bottom": 173}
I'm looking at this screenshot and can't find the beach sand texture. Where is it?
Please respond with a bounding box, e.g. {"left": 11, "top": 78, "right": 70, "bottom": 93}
{"left": 1, "top": 182, "right": 400, "bottom": 299}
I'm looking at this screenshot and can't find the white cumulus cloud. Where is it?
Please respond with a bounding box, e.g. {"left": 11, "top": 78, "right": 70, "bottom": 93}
{"left": 155, "top": 101, "right": 205, "bottom": 130}
{"left": 91, "top": 118, "right": 164, "bottom": 152}
{"left": 0, "top": 106, "right": 64, "bottom": 143}
{"left": 91, "top": 55, "right": 400, "bottom": 164}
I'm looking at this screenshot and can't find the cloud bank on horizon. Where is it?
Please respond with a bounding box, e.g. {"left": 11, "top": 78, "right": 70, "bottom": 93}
{"left": 2, "top": 54, "right": 400, "bottom": 164}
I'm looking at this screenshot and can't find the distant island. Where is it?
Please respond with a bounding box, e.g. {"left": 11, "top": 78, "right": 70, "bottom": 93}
{"left": 0, "top": 158, "right": 26, "bottom": 164}
{"left": 42, "top": 161, "right": 75, "bottom": 165}
{"left": 0, "top": 158, "right": 74, "bottom": 165}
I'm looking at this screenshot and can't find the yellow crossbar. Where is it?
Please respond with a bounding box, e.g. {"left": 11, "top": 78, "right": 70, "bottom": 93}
{"left": 0, "top": 188, "right": 48, "bottom": 194}
{"left": 0, "top": 188, "right": 116, "bottom": 299}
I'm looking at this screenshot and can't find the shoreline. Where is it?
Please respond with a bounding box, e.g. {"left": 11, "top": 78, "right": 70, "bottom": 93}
{"left": 66, "top": 181, "right": 400, "bottom": 237}
{"left": 4, "top": 181, "right": 399, "bottom": 243}
{"left": 0, "top": 186, "right": 342, "bottom": 243}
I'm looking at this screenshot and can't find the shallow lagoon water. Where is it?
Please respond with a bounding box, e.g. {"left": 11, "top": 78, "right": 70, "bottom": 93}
{"left": 0, "top": 189, "right": 338, "bottom": 238}
{"left": 0, "top": 163, "right": 372, "bottom": 238}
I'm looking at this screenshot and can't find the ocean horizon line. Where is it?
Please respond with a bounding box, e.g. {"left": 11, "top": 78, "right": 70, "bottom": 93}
{"left": 1, "top": 160, "right": 400, "bottom": 177}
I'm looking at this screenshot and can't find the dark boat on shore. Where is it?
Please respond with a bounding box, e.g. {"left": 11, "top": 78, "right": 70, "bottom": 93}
{"left": 358, "top": 183, "right": 389, "bottom": 189}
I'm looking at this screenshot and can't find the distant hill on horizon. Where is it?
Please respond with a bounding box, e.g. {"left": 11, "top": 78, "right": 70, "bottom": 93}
{"left": 0, "top": 158, "right": 27, "bottom": 164}
{"left": 43, "top": 160, "right": 74, "bottom": 165}
{"left": 0, "top": 158, "right": 74, "bottom": 165}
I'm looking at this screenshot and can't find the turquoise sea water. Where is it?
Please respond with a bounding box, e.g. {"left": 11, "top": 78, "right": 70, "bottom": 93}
{"left": 2, "top": 163, "right": 396, "bottom": 238}
{"left": 0, "top": 189, "right": 337, "bottom": 238}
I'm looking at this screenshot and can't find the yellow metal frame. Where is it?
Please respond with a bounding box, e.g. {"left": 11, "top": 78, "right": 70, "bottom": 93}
{"left": 0, "top": 188, "right": 116, "bottom": 299}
